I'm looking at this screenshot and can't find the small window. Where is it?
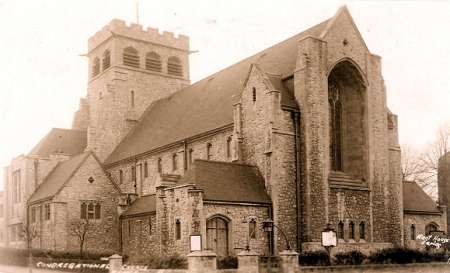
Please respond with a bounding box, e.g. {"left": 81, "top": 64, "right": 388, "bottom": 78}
{"left": 0, "top": 204, "right": 4, "bottom": 218}
{"left": 95, "top": 203, "right": 101, "bottom": 219}
{"left": 252, "top": 87, "right": 256, "bottom": 102}
{"left": 144, "top": 162, "right": 148, "bottom": 178}
{"left": 38, "top": 206, "right": 42, "bottom": 221}
{"left": 175, "top": 219, "right": 181, "bottom": 240}
{"left": 410, "top": 224, "right": 416, "bottom": 240}
{"left": 119, "top": 170, "right": 123, "bottom": 184}
{"left": 31, "top": 207, "right": 36, "bottom": 223}
{"left": 145, "top": 52, "right": 162, "bottom": 72}
{"left": 249, "top": 219, "right": 256, "bottom": 239}
{"left": 167, "top": 56, "right": 182, "bottom": 76}
{"left": 102, "top": 50, "right": 111, "bottom": 70}
{"left": 157, "top": 158, "right": 162, "bottom": 173}
{"left": 131, "top": 166, "right": 136, "bottom": 181}
{"left": 338, "top": 221, "right": 344, "bottom": 239}
{"left": 349, "top": 221, "right": 355, "bottom": 240}
{"left": 148, "top": 217, "right": 152, "bottom": 235}
{"left": 188, "top": 149, "right": 194, "bottom": 166}
{"left": 123, "top": 47, "right": 139, "bottom": 68}
{"left": 172, "top": 154, "right": 178, "bottom": 171}
{"left": 226, "top": 137, "right": 232, "bottom": 159}
{"left": 359, "top": 222, "right": 366, "bottom": 240}
{"left": 92, "top": 57, "right": 100, "bottom": 77}
{"left": 44, "top": 204, "right": 50, "bottom": 220}
{"left": 128, "top": 220, "right": 132, "bottom": 237}
{"left": 206, "top": 143, "right": 212, "bottom": 160}
{"left": 87, "top": 203, "right": 95, "bottom": 219}
{"left": 130, "top": 90, "right": 135, "bottom": 107}
{"left": 81, "top": 203, "right": 87, "bottom": 219}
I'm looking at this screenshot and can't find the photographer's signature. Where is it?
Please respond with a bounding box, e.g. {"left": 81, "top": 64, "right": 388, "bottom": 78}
{"left": 417, "top": 234, "right": 449, "bottom": 249}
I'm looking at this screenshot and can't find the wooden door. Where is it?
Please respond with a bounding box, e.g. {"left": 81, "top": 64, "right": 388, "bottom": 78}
{"left": 206, "top": 217, "right": 228, "bottom": 256}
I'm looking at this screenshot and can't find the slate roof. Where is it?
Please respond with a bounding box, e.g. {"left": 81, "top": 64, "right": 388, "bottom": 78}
{"left": 121, "top": 194, "right": 156, "bottom": 217}
{"left": 403, "top": 181, "right": 440, "bottom": 214}
{"left": 105, "top": 18, "right": 330, "bottom": 165}
{"left": 29, "top": 128, "right": 87, "bottom": 157}
{"left": 28, "top": 152, "right": 90, "bottom": 204}
{"left": 180, "top": 160, "right": 271, "bottom": 204}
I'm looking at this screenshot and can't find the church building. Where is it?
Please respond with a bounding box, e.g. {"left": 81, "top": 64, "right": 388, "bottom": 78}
{"left": 1, "top": 6, "right": 448, "bottom": 260}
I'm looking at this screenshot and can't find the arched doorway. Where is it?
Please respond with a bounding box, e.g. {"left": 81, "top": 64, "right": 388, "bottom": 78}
{"left": 425, "top": 222, "right": 439, "bottom": 235}
{"left": 206, "top": 216, "right": 229, "bottom": 256}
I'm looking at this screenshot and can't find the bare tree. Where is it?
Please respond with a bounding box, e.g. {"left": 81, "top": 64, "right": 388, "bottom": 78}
{"left": 401, "top": 144, "right": 426, "bottom": 182}
{"left": 68, "top": 219, "right": 91, "bottom": 258}
{"left": 23, "top": 209, "right": 40, "bottom": 273}
{"left": 417, "top": 123, "right": 450, "bottom": 198}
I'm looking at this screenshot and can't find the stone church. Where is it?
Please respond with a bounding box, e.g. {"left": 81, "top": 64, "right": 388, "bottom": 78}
{"left": 2, "top": 6, "right": 449, "bottom": 259}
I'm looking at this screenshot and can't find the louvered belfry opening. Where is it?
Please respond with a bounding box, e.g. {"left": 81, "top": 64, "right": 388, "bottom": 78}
{"left": 167, "top": 56, "right": 182, "bottom": 76}
{"left": 123, "top": 47, "right": 139, "bottom": 68}
{"left": 92, "top": 57, "right": 100, "bottom": 77}
{"left": 102, "top": 50, "right": 111, "bottom": 70}
{"left": 145, "top": 52, "right": 162, "bottom": 72}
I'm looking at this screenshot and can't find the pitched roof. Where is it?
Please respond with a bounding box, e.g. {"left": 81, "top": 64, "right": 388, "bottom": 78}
{"left": 105, "top": 18, "right": 331, "bottom": 165}
{"left": 180, "top": 160, "right": 271, "bottom": 204}
{"left": 403, "top": 181, "right": 440, "bottom": 214}
{"left": 28, "top": 152, "right": 90, "bottom": 204}
{"left": 29, "top": 128, "right": 87, "bottom": 157}
{"left": 121, "top": 194, "right": 156, "bottom": 217}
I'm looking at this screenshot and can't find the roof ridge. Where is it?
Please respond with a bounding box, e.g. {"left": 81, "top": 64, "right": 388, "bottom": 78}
{"left": 194, "top": 159, "right": 256, "bottom": 168}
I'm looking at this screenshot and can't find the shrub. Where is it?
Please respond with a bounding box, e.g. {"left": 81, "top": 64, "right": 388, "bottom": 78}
{"left": 144, "top": 254, "right": 187, "bottom": 269}
{"left": 367, "top": 247, "right": 448, "bottom": 264}
{"left": 333, "top": 250, "right": 366, "bottom": 265}
{"left": 217, "top": 256, "right": 238, "bottom": 269}
{"left": 299, "top": 250, "right": 330, "bottom": 266}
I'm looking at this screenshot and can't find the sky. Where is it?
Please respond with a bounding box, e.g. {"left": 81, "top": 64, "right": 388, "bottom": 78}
{"left": 0, "top": 0, "right": 449, "bottom": 190}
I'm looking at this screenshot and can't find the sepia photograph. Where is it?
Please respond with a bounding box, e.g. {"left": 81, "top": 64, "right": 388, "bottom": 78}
{"left": 0, "top": 0, "right": 450, "bottom": 272}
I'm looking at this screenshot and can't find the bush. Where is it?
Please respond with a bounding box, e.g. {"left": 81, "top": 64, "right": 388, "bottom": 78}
{"left": 217, "top": 256, "right": 238, "bottom": 269}
{"left": 333, "top": 250, "right": 366, "bottom": 265}
{"left": 367, "top": 247, "right": 449, "bottom": 264}
{"left": 299, "top": 250, "right": 330, "bottom": 266}
{"left": 144, "top": 254, "right": 187, "bottom": 269}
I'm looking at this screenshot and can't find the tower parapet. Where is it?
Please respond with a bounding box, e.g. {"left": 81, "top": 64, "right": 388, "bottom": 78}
{"left": 88, "top": 19, "right": 189, "bottom": 53}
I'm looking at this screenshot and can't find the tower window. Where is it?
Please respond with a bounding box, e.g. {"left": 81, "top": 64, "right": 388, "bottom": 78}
{"left": 226, "top": 137, "right": 232, "bottom": 159}
{"left": 337, "top": 221, "right": 344, "bottom": 240}
{"left": 102, "top": 50, "right": 111, "bottom": 70}
{"left": 359, "top": 222, "right": 366, "bottom": 240}
{"left": 92, "top": 57, "right": 100, "bottom": 77}
{"left": 329, "top": 77, "right": 343, "bottom": 171}
{"left": 167, "top": 56, "right": 183, "bottom": 77}
{"left": 349, "top": 221, "right": 355, "bottom": 240}
{"left": 206, "top": 143, "right": 212, "bottom": 160}
{"left": 130, "top": 90, "right": 135, "bottom": 107}
{"left": 144, "top": 162, "right": 148, "bottom": 178}
{"left": 157, "top": 158, "right": 162, "bottom": 173}
{"left": 145, "top": 52, "right": 162, "bottom": 72}
{"left": 249, "top": 219, "right": 256, "bottom": 239}
{"left": 252, "top": 87, "right": 256, "bottom": 102}
{"left": 410, "top": 224, "right": 416, "bottom": 240}
{"left": 172, "top": 153, "right": 178, "bottom": 171}
{"left": 175, "top": 219, "right": 181, "bottom": 240}
{"left": 123, "top": 47, "right": 139, "bottom": 68}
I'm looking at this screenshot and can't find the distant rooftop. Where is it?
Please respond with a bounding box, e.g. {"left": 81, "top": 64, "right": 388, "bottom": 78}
{"left": 29, "top": 128, "right": 87, "bottom": 158}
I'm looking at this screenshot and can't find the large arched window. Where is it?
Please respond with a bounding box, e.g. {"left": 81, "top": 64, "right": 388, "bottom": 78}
{"left": 425, "top": 222, "right": 439, "bottom": 235}
{"left": 92, "top": 57, "right": 100, "bottom": 77}
{"left": 145, "top": 52, "right": 162, "bottom": 72}
{"left": 167, "top": 56, "right": 182, "bottom": 76}
{"left": 102, "top": 50, "right": 111, "bottom": 70}
{"left": 328, "top": 60, "right": 367, "bottom": 179}
{"left": 328, "top": 77, "right": 342, "bottom": 171}
{"left": 123, "top": 47, "right": 139, "bottom": 68}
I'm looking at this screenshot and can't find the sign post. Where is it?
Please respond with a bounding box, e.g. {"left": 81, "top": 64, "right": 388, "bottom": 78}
{"left": 321, "top": 223, "right": 337, "bottom": 265}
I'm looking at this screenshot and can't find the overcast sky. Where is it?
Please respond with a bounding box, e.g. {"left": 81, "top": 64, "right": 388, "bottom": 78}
{"left": 1, "top": 0, "right": 449, "bottom": 190}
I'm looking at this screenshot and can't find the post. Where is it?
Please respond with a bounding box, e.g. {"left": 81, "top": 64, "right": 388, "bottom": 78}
{"left": 108, "top": 254, "right": 123, "bottom": 273}
{"left": 279, "top": 250, "right": 299, "bottom": 273}
{"left": 237, "top": 250, "right": 259, "bottom": 273}
{"left": 187, "top": 250, "right": 217, "bottom": 273}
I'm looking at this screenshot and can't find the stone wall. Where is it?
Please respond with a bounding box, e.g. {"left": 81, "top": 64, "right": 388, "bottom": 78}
{"left": 404, "top": 212, "right": 447, "bottom": 249}
{"left": 121, "top": 213, "right": 158, "bottom": 263}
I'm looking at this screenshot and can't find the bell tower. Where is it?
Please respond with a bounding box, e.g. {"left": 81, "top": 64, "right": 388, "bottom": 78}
{"left": 86, "top": 19, "right": 190, "bottom": 161}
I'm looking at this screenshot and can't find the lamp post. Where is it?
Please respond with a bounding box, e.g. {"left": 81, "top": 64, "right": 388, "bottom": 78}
{"left": 321, "top": 223, "right": 337, "bottom": 265}
{"left": 262, "top": 219, "right": 292, "bottom": 250}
